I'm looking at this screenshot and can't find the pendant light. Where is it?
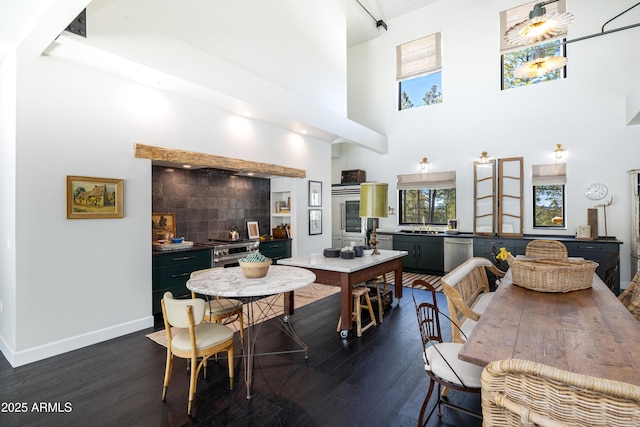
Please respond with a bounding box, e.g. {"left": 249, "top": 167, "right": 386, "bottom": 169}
{"left": 505, "top": 1, "right": 574, "bottom": 46}
{"left": 513, "top": 48, "right": 567, "bottom": 79}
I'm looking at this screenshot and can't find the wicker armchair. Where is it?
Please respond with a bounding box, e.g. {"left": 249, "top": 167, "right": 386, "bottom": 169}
{"left": 619, "top": 272, "right": 640, "bottom": 321}
{"left": 525, "top": 239, "right": 568, "bottom": 259}
{"left": 481, "top": 358, "right": 640, "bottom": 426}
{"left": 412, "top": 280, "right": 483, "bottom": 426}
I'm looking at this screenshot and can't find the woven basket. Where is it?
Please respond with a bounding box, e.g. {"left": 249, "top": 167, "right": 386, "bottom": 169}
{"left": 508, "top": 257, "right": 598, "bottom": 293}
{"left": 239, "top": 259, "right": 272, "bottom": 278}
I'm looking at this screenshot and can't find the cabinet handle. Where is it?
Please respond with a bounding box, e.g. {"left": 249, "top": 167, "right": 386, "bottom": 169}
{"left": 417, "top": 245, "right": 421, "bottom": 258}
{"left": 171, "top": 256, "right": 197, "bottom": 261}
{"left": 171, "top": 272, "right": 191, "bottom": 278}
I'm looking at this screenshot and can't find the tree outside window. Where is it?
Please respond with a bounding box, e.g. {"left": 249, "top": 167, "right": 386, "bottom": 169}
{"left": 399, "top": 188, "right": 456, "bottom": 225}
{"left": 502, "top": 40, "right": 565, "bottom": 90}
{"left": 399, "top": 72, "right": 443, "bottom": 110}
{"left": 534, "top": 184, "right": 565, "bottom": 228}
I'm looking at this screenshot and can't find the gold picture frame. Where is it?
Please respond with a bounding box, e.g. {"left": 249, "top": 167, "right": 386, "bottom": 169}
{"left": 67, "top": 176, "right": 124, "bottom": 219}
{"left": 152, "top": 213, "right": 176, "bottom": 241}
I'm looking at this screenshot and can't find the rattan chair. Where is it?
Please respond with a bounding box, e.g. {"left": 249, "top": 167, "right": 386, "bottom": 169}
{"left": 412, "top": 280, "right": 483, "bottom": 426}
{"left": 525, "top": 239, "right": 568, "bottom": 259}
{"left": 161, "top": 292, "right": 234, "bottom": 415}
{"left": 481, "top": 358, "right": 640, "bottom": 426}
{"left": 619, "top": 271, "right": 640, "bottom": 321}
{"left": 191, "top": 268, "right": 244, "bottom": 339}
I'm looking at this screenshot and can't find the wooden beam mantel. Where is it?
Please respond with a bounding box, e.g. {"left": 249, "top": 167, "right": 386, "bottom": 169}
{"left": 134, "top": 143, "right": 306, "bottom": 178}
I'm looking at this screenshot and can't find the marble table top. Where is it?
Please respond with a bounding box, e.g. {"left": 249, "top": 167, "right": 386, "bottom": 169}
{"left": 186, "top": 265, "right": 316, "bottom": 297}
{"left": 277, "top": 249, "right": 408, "bottom": 273}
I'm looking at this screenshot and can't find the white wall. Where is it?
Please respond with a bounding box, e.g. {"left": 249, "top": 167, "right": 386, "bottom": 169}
{"left": 0, "top": 50, "right": 17, "bottom": 355}
{"left": 343, "top": 0, "right": 640, "bottom": 284}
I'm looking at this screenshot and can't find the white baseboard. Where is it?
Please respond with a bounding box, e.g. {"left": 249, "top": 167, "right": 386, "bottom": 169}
{"left": 0, "top": 316, "right": 154, "bottom": 367}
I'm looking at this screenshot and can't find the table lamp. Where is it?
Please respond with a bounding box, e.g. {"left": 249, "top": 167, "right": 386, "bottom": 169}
{"left": 360, "top": 183, "right": 388, "bottom": 255}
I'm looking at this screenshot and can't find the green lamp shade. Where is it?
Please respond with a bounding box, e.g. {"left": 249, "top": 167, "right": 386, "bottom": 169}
{"left": 360, "top": 183, "right": 388, "bottom": 218}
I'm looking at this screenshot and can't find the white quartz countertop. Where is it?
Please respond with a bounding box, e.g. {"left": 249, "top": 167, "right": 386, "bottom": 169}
{"left": 186, "top": 265, "right": 316, "bottom": 297}
{"left": 278, "top": 249, "right": 408, "bottom": 273}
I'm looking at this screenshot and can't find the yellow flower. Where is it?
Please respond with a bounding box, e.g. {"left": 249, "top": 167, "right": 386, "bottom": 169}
{"left": 495, "top": 247, "right": 512, "bottom": 261}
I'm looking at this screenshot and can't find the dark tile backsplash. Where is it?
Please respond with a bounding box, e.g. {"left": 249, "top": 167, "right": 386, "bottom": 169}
{"left": 152, "top": 166, "right": 270, "bottom": 242}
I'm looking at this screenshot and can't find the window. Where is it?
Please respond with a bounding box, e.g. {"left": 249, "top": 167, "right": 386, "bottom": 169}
{"left": 500, "top": 1, "right": 568, "bottom": 90}
{"left": 532, "top": 164, "right": 566, "bottom": 228}
{"left": 397, "top": 33, "right": 442, "bottom": 110}
{"left": 397, "top": 172, "right": 456, "bottom": 225}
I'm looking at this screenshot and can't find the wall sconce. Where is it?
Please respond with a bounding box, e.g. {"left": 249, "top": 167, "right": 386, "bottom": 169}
{"left": 554, "top": 143, "right": 566, "bottom": 160}
{"left": 504, "top": 0, "right": 574, "bottom": 46}
{"left": 420, "top": 157, "right": 429, "bottom": 170}
{"left": 479, "top": 151, "right": 491, "bottom": 164}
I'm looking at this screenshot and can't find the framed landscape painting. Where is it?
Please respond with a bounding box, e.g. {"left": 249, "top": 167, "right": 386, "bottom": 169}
{"left": 67, "top": 176, "right": 124, "bottom": 219}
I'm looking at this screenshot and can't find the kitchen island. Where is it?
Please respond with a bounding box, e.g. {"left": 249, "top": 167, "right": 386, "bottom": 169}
{"left": 279, "top": 249, "right": 408, "bottom": 337}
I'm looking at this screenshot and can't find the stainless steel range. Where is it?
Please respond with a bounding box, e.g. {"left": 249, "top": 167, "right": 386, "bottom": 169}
{"left": 199, "top": 238, "right": 260, "bottom": 268}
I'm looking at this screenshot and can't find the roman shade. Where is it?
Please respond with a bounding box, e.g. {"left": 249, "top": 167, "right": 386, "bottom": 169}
{"left": 532, "top": 163, "right": 566, "bottom": 185}
{"left": 396, "top": 33, "right": 442, "bottom": 81}
{"left": 500, "top": 0, "right": 567, "bottom": 54}
{"left": 397, "top": 171, "right": 456, "bottom": 190}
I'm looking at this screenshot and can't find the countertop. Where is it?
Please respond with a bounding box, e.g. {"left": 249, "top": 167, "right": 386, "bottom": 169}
{"left": 278, "top": 249, "right": 408, "bottom": 273}
{"left": 376, "top": 230, "right": 621, "bottom": 243}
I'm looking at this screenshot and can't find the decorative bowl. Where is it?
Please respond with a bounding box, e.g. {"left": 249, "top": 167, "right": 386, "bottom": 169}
{"left": 172, "top": 237, "right": 184, "bottom": 244}
{"left": 239, "top": 259, "right": 272, "bottom": 278}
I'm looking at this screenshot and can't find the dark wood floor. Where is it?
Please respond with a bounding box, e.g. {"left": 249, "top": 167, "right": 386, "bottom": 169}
{"left": 0, "top": 289, "right": 482, "bottom": 427}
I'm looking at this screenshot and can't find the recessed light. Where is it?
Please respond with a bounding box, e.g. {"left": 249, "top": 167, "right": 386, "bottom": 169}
{"left": 183, "top": 164, "right": 191, "bottom": 168}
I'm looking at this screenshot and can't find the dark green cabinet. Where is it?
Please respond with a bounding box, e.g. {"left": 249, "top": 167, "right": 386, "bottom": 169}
{"left": 473, "top": 236, "right": 621, "bottom": 294}
{"left": 259, "top": 239, "right": 292, "bottom": 263}
{"left": 563, "top": 240, "right": 620, "bottom": 294}
{"left": 393, "top": 234, "right": 444, "bottom": 274}
{"left": 152, "top": 248, "right": 211, "bottom": 315}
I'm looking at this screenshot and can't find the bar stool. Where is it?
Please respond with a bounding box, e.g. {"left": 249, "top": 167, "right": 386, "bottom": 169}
{"left": 369, "top": 275, "right": 388, "bottom": 323}
{"left": 337, "top": 286, "right": 377, "bottom": 337}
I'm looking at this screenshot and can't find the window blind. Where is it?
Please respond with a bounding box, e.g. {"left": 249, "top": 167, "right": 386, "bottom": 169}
{"left": 396, "top": 33, "right": 442, "bottom": 81}
{"left": 499, "top": 0, "right": 566, "bottom": 53}
{"left": 532, "top": 163, "right": 566, "bottom": 185}
{"left": 397, "top": 171, "right": 456, "bottom": 190}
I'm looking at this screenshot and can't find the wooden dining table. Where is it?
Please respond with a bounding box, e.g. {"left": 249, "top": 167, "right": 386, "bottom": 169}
{"left": 459, "top": 268, "right": 640, "bottom": 386}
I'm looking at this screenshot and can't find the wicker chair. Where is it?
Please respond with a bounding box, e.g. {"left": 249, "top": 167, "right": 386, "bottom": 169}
{"left": 619, "top": 272, "right": 640, "bottom": 321}
{"left": 412, "top": 280, "right": 483, "bottom": 426}
{"left": 481, "top": 358, "right": 640, "bottom": 426}
{"left": 525, "top": 239, "right": 568, "bottom": 259}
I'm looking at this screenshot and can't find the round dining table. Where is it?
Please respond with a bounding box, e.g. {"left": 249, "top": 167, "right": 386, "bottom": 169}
{"left": 186, "top": 265, "right": 316, "bottom": 399}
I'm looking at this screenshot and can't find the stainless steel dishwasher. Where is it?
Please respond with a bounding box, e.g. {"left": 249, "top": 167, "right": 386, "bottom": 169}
{"left": 376, "top": 234, "right": 394, "bottom": 250}
{"left": 444, "top": 237, "right": 473, "bottom": 273}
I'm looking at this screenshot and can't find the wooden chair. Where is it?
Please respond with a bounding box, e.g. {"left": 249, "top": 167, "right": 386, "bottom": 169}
{"left": 161, "top": 292, "right": 234, "bottom": 415}
{"left": 441, "top": 257, "right": 505, "bottom": 343}
{"left": 525, "top": 239, "right": 568, "bottom": 259}
{"left": 190, "top": 268, "right": 244, "bottom": 339}
{"left": 481, "top": 358, "right": 640, "bottom": 426}
{"left": 619, "top": 272, "right": 640, "bottom": 321}
{"left": 412, "top": 280, "right": 483, "bottom": 426}
{"left": 337, "top": 286, "right": 377, "bottom": 337}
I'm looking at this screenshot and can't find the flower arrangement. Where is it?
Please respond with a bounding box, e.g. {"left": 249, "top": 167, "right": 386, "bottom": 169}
{"left": 495, "top": 247, "right": 512, "bottom": 261}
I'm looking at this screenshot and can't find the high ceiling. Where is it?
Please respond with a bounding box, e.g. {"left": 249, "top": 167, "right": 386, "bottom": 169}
{"left": 346, "top": 0, "right": 440, "bottom": 46}
{"left": 0, "top": 0, "right": 440, "bottom": 153}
